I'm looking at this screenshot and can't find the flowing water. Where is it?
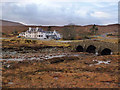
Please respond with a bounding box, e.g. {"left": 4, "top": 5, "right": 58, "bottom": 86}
{"left": 1, "top": 51, "right": 82, "bottom": 61}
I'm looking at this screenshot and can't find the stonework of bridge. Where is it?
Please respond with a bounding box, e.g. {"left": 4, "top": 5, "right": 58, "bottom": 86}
{"left": 69, "top": 40, "right": 118, "bottom": 55}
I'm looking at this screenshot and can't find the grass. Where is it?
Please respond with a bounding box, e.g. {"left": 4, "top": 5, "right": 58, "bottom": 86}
{"left": 2, "top": 55, "right": 119, "bottom": 88}
{"left": 92, "top": 36, "right": 119, "bottom": 44}
{"left": 2, "top": 37, "right": 70, "bottom": 49}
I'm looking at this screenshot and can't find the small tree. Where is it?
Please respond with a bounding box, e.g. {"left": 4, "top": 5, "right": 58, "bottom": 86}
{"left": 2, "top": 32, "right": 6, "bottom": 35}
{"left": 90, "top": 24, "right": 98, "bottom": 35}
{"left": 48, "top": 26, "right": 51, "bottom": 31}
{"left": 62, "top": 25, "right": 76, "bottom": 40}
{"left": 12, "top": 30, "right": 18, "bottom": 35}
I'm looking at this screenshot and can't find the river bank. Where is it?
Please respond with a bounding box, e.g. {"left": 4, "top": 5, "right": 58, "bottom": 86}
{"left": 1, "top": 49, "right": 119, "bottom": 88}
{"left": 1, "top": 37, "right": 120, "bottom": 88}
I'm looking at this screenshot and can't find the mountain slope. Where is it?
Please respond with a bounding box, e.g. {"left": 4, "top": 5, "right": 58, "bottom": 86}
{"left": 0, "top": 20, "right": 24, "bottom": 26}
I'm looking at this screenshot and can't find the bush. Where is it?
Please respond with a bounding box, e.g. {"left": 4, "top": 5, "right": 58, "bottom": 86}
{"left": 12, "top": 30, "right": 18, "bottom": 35}
{"left": 107, "top": 34, "right": 113, "bottom": 36}
{"left": 25, "top": 40, "right": 32, "bottom": 43}
{"left": 2, "top": 33, "right": 6, "bottom": 35}
{"left": 62, "top": 26, "right": 76, "bottom": 40}
{"left": 32, "top": 40, "right": 37, "bottom": 44}
{"left": 83, "top": 36, "right": 90, "bottom": 39}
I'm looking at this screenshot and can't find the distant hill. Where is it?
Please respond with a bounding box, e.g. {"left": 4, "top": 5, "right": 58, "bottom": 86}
{"left": 1, "top": 20, "right": 119, "bottom": 37}
{"left": 0, "top": 20, "right": 24, "bottom": 26}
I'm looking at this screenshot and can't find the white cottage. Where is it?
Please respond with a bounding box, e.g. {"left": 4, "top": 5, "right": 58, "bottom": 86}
{"left": 19, "top": 27, "right": 62, "bottom": 40}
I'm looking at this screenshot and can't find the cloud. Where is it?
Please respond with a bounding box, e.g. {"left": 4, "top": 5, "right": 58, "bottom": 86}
{"left": 1, "top": 0, "right": 119, "bottom": 2}
{"left": 1, "top": 1, "right": 118, "bottom": 25}
{"left": 90, "top": 11, "right": 111, "bottom": 18}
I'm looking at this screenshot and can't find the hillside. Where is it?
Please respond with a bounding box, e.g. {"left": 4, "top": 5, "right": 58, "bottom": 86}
{"left": 0, "top": 20, "right": 24, "bottom": 26}
{"left": 1, "top": 20, "right": 119, "bottom": 37}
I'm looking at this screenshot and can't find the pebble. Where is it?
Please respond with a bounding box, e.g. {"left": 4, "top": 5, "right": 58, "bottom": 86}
{"left": 8, "top": 82, "right": 13, "bottom": 84}
{"left": 4, "top": 64, "right": 10, "bottom": 68}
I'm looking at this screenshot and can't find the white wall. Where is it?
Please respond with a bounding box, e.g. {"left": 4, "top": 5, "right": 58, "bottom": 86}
{"left": 19, "top": 29, "right": 62, "bottom": 39}
{"left": 37, "top": 32, "right": 47, "bottom": 39}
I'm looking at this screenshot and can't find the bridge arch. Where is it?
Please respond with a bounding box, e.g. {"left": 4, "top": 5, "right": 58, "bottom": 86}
{"left": 69, "top": 39, "right": 118, "bottom": 55}
{"left": 86, "top": 45, "right": 96, "bottom": 53}
{"left": 76, "top": 45, "right": 84, "bottom": 52}
{"left": 101, "top": 48, "right": 112, "bottom": 55}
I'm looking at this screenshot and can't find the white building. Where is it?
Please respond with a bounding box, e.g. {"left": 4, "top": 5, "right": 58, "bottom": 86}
{"left": 19, "top": 27, "right": 62, "bottom": 40}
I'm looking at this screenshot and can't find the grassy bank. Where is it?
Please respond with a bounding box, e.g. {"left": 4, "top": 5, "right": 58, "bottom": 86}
{"left": 2, "top": 37, "right": 70, "bottom": 49}
{"left": 2, "top": 54, "right": 119, "bottom": 88}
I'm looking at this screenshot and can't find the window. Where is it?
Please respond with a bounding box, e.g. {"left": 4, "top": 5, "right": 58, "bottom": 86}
{"left": 39, "top": 35, "right": 43, "bottom": 37}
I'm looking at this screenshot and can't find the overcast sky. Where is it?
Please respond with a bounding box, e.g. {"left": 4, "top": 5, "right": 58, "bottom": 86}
{"left": 0, "top": 0, "right": 119, "bottom": 26}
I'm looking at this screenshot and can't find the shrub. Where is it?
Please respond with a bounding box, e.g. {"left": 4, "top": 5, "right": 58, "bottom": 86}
{"left": 62, "top": 26, "right": 76, "bottom": 40}
{"left": 12, "top": 30, "right": 18, "bottom": 35}
{"left": 25, "top": 40, "right": 31, "bottom": 43}
{"left": 32, "top": 40, "right": 37, "bottom": 44}
{"left": 83, "top": 36, "right": 90, "bottom": 39}
{"left": 107, "top": 34, "right": 113, "bottom": 36}
{"left": 2, "top": 33, "right": 6, "bottom": 35}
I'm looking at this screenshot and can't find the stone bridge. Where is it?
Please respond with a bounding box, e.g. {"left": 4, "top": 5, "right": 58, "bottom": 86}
{"left": 69, "top": 40, "right": 118, "bottom": 55}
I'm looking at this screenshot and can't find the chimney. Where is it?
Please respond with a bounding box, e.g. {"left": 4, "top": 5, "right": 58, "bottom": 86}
{"left": 29, "top": 27, "right": 32, "bottom": 31}
{"left": 36, "top": 27, "right": 39, "bottom": 31}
